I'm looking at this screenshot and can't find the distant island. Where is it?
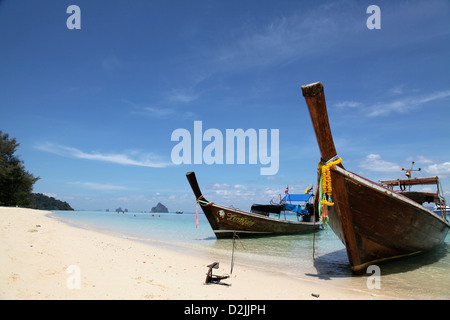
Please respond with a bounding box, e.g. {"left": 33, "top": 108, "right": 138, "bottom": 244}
{"left": 32, "top": 193, "right": 74, "bottom": 211}
{"left": 151, "top": 202, "right": 168, "bottom": 213}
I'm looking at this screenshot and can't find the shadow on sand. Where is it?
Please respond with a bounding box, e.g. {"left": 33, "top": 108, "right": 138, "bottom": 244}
{"left": 306, "top": 242, "right": 448, "bottom": 279}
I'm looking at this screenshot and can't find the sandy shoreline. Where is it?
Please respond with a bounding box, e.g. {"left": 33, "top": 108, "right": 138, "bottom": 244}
{"left": 0, "top": 206, "right": 397, "bottom": 300}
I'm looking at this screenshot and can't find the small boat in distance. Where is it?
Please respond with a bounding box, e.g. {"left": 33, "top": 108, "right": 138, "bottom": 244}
{"left": 186, "top": 172, "right": 321, "bottom": 238}
{"left": 434, "top": 203, "right": 450, "bottom": 212}
{"left": 301, "top": 81, "right": 449, "bottom": 274}
{"left": 380, "top": 174, "right": 448, "bottom": 220}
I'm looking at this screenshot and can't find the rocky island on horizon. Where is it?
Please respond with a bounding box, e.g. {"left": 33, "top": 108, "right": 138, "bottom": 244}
{"left": 151, "top": 202, "right": 168, "bottom": 213}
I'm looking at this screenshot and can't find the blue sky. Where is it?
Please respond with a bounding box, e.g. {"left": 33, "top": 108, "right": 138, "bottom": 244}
{"left": 1, "top": 0, "right": 449, "bottom": 212}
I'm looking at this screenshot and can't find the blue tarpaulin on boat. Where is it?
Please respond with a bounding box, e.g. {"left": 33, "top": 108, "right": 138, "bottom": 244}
{"left": 281, "top": 194, "right": 312, "bottom": 202}
{"left": 284, "top": 203, "right": 308, "bottom": 215}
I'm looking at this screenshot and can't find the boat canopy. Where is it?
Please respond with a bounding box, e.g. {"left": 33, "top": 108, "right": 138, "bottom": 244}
{"left": 282, "top": 194, "right": 313, "bottom": 202}
{"left": 380, "top": 176, "right": 439, "bottom": 188}
{"left": 284, "top": 203, "right": 308, "bottom": 215}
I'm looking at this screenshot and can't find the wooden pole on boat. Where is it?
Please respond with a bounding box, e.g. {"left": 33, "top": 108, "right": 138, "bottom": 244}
{"left": 186, "top": 171, "right": 221, "bottom": 231}
{"left": 186, "top": 171, "right": 204, "bottom": 201}
{"left": 301, "top": 82, "right": 338, "bottom": 163}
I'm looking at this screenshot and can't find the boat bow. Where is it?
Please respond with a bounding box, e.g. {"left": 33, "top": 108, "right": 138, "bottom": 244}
{"left": 301, "top": 81, "right": 449, "bottom": 274}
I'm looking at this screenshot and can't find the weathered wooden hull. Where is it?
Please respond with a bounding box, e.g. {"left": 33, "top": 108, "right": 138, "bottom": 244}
{"left": 186, "top": 172, "right": 320, "bottom": 239}
{"left": 328, "top": 166, "right": 449, "bottom": 274}
{"left": 302, "top": 81, "right": 450, "bottom": 274}
{"left": 204, "top": 203, "right": 318, "bottom": 238}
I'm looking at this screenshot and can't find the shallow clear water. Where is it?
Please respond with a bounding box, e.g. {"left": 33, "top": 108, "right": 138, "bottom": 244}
{"left": 50, "top": 210, "right": 449, "bottom": 299}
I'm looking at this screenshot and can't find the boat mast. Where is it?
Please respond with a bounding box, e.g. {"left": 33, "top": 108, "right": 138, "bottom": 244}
{"left": 402, "top": 161, "right": 421, "bottom": 191}
{"left": 436, "top": 177, "right": 447, "bottom": 221}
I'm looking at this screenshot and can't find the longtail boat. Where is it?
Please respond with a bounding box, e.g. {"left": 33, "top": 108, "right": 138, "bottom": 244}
{"left": 380, "top": 175, "right": 449, "bottom": 220}
{"left": 186, "top": 171, "right": 320, "bottom": 238}
{"left": 301, "top": 81, "right": 450, "bottom": 274}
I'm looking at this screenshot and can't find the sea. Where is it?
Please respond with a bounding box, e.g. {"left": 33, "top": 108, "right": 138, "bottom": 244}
{"left": 50, "top": 210, "right": 449, "bottom": 299}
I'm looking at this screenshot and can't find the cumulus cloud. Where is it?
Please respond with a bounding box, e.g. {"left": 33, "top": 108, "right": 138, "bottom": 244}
{"left": 359, "top": 154, "right": 402, "bottom": 172}
{"left": 210, "top": 182, "right": 259, "bottom": 201}
{"left": 425, "top": 162, "right": 450, "bottom": 176}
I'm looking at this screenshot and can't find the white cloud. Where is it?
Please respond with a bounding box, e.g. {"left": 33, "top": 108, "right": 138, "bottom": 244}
{"left": 216, "top": 3, "right": 359, "bottom": 69}
{"left": 263, "top": 188, "right": 282, "bottom": 198}
{"left": 212, "top": 183, "right": 229, "bottom": 189}
{"left": 335, "top": 101, "right": 364, "bottom": 109}
{"left": 425, "top": 162, "right": 450, "bottom": 176}
{"left": 389, "top": 85, "right": 404, "bottom": 96}
{"left": 43, "top": 193, "right": 58, "bottom": 198}
{"left": 359, "top": 154, "right": 402, "bottom": 172}
{"left": 336, "top": 89, "right": 450, "bottom": 118}
{"left": 124, "top": 99, "right": 195, "bottom": 119}
{"left": 367, "top": 90, "right": 450, "bottom": 117}
{"left": 36, "top": 142, "right": 171, "bottom": 168}
{"left": 211, "top": 183, "right": 255, "bottom": 198}
{"left": 165, "top": 89, "right": 199, "bottom": 103}
{"left": 406, "top": 156, "right": 434, "bottom": 165}
{"left": 68, "top": 182, "right": 129, "bottom": 191}
{"left": 101, "top": 54, "right": 121, "bottom": 72}
{"left": 140, "top": 107, "right": 176, "bottom": 118}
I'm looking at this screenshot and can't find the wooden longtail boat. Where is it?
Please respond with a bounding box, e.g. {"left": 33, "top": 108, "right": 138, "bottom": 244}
{"left": 186, "top": 171, "right": 320, "bottom": 238}
{"left": 379, "top": 176, "right": 448, "bottom": 219}
{"left": 380, "top": 176, "right": 441, "bottom": 204}
{"left": 301, "top": 81, "right": 450, "bottom": 274}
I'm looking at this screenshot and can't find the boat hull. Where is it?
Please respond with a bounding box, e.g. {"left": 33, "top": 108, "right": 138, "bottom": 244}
{"left": 328, "top": 166, "right": 449, "bottom": 274}
{"left": 302, "top": 81, "right": 449, "bottom": 274}
{"left": 205, "top": 203, "right": 319, "bottom": 238}
{"left": 186, "top": 171, "right": 320, "bottom": 239}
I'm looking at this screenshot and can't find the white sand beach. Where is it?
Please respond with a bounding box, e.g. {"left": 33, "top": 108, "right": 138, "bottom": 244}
{"left": 0, "top": 206, "right": 398, "bottom": 300}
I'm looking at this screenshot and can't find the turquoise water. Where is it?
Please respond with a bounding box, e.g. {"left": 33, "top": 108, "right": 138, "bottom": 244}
{"left": 50, "top": 210, "right": 449, "bottom": 299}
